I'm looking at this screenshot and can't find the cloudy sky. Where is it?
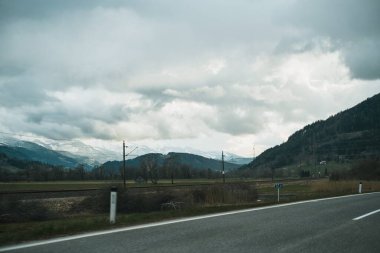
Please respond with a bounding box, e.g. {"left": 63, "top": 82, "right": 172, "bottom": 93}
{"left": 0, "top": 0, "right": 379, "bottom": 157}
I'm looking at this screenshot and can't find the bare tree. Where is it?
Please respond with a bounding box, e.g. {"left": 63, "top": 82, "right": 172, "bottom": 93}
{"left": 164, "top": 153, "right": 178, "bottom": 184}
{"left": 141, "top": 154, "right": 159, "bottom": 184}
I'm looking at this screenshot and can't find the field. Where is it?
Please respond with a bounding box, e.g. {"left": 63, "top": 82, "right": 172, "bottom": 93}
{"left": 1, "top": 179, "right": 380, "bottom": 246}
{"left": 0, "top": 179, "right": 238, "bottom": 192}
{"left": 0, "top": 178, "right": 314, "bottom": 191}
{"left": 276, "top": 161, "right": 352, "bottom": 178}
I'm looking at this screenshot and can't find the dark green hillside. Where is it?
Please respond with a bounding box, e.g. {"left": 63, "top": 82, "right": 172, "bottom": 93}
{"left": 0, "top": 143, "right": 79, "bottom": 168}
{"left": 102, "top": 152, "right": 239, "bottom": 171}
{"left": 165, "top": 152, "right": 239, "bottom": 171}
{"left": 99, "top": 152, "right": 240, "bottom": 180}
{"left": 243, "top": 93, "right": 380, "bottom": 173}
{"left": 0, "top": 153, "right": 64, "bottom": 181}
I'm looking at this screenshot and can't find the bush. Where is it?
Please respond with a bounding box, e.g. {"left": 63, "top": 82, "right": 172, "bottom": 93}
{"left": 1, "top": 183, "right": 259, "bottom": 222}
{"left": 350, "top": 160, "right": 380, "bottom": 180}
{"left": 0, "top": 198, "right": 53, "bottom": 222}
{"left": 330, "top": 172, "right": 341, "bottom": 181}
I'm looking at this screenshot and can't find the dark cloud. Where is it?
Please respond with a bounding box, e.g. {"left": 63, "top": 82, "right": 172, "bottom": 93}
{"left": 279, "top": 0, "right": 380, "bottom": 80}
{"left": 283, "top": 0, "right": 380, "bottom": 38}
{"left": 0, "top": 0, "right": 126, "bottom": 23}
{"left": 0, "top": 65, "right": 25, "bottom": 76}
{"left": 342, "top": 40, "right": 380, "bottom": 80}
{"left": 0, "top": 80, "right": 54, "bottom": 107}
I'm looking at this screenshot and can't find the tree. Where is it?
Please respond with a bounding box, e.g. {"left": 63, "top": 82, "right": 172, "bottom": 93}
{"left": 163, "top": 154, "right": 179, "bottom": 184}
{"left": 141, "top": 154, "right": 159, "bottom": 184}
{"left": 74, "top": 164, "right": 85, "bottom": 180}
{"left": 300, "top": 170, "right": 310, "bottom": 178}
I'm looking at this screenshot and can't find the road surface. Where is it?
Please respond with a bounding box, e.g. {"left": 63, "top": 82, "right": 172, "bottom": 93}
{"left": 1, "top": 192, "right": 379, "bottom": 253}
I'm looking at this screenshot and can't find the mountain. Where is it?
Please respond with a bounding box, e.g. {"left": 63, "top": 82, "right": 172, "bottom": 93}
{"left": 2, "top": 136, "right": 251, "bottom": 167}
{"left": 223, "top": 156, "right": 253, "bottom": 165}
{"left": 139, "top": 146, "right": 251, "bottom": 165}
{"left": 242, "top": 93, "right": 380, "bottom": 172}
{"left": 32, "top": 139, "right": 120, "bottom": 165}
{"left": 0, "top": 137, "right": 123, "bottom": 168}
{"left": 192, "top": 150, "right": 252, "bottom": 165}
{"left": 0, "top": 135, "right": 247, "bottom": 175}
{"left": 0, "top": 138, "right": 80, "bottom": 168}
{"left": 101, "top": 152, "right": 241, "bottom": 176}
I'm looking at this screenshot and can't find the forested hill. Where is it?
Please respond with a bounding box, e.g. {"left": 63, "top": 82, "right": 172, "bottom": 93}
{"left": 244, "top": 93, "right": 380, "bottom": 171}
{"left": 100, "top": 152, "right": 240, "bottom": 180}
{"left": 102, "top": 152, "right": 240, "bottom": 172}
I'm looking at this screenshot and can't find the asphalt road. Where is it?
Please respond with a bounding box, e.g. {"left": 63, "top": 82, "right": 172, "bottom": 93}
{"left": 2, "top": 192, "right": 380, "bottom": 253}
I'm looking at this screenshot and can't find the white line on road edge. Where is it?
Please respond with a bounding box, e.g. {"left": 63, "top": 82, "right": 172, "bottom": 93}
{"left": 353, "top": 209, "right": 380, "bottom": 221}
{"left": 1, "top": 191, "right": 379, "bottom": 252}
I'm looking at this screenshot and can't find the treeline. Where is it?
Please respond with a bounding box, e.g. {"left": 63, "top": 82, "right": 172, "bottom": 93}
{"left": 93, "top": 166, "right": 221, "bottom": 182}
{"left": 0, "top": 153, "right": 222, "bottom": 182}
{"left": 330, "top": 159, "right": 380, "bottom": 181}
{"left": 96, "top": 154, "right": 222, "bottom": 183}
{"left": 0, "top": 153, "right": 94, "bottom": 181}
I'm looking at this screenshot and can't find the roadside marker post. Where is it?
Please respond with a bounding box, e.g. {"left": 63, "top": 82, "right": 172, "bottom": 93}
{"left": 359, "top": 182, "right": 362, "bottom": 194}
{"left": 274, "top": 183, "right": 283, "bottom": 203}
{"left": 110, "top": 186, "right": 117, "bottom": 224}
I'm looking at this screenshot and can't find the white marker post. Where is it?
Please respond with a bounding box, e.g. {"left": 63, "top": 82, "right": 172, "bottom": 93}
{"left": 358, "top": 182, "right": 362, "bottom": 194}
{"left": 110, "top": 186, "right": 117, "bottom": 224}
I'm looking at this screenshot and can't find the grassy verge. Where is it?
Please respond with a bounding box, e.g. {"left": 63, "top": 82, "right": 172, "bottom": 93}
{"left": 1, "top": 180, "right": 379, "bottom": 247}
{"left": 257, "top": 180, "right": 380, "bottom": 202}
{"left": 0, "top": 203, "right": 271, "bottom": 246}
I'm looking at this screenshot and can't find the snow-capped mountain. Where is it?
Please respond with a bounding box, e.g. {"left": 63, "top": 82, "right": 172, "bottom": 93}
{"left": 146, "top": 146, "right": 252, "bottom": 165}
{"left": 0, "top": 136, "right": 81, "bottom": 168}
{"left": 37, "top": 140, "right": 118, "bottom": 164}
{"left": 0, "top": 136, "right": 118, "bottom": 166}
{"left": 0, "top": 135, "right": 252, "bottom": 167}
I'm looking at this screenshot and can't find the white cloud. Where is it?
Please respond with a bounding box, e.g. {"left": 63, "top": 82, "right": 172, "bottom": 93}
{"left": 0, "top": 0, "right": 379, "bottom": 157}
{"left": 204, "top": 59, "right": 226, "bottom": 75}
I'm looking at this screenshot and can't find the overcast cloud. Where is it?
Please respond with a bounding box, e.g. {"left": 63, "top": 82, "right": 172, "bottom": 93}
{"left": 0, "top": 0, "right": 379, "bottom": 156}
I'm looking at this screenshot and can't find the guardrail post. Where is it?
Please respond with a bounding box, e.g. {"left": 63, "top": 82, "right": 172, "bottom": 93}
{"left": 110, "top": 186, "right": 117, "bottom": 224}
{"left": 358, "top": 182, "right": 362, "bottom": 194}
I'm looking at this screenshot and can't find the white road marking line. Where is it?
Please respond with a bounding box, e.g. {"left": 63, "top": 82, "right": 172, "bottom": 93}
{"left": 1, "top": 191, "right": 379, "bottom": 252}
{"left": 353, "top": 209, "right": 380, "bottom": 221}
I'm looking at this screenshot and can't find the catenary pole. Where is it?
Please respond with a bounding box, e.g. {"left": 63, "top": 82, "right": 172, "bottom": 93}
{"left": 222, "top": 151, "right": 225, "bottom": 183}
{"left": 123, "top": 141, "right": 126, "bottom": 188}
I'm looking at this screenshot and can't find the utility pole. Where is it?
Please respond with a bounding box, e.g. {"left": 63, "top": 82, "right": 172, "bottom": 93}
{"left": 222, "top": 151, "right": 225, "bottom": 184}
{"left": 123, "top": 141, "right": 137, "bottom": 189}
{"left": 123, "top": 140, "right": 126, "bottom": 188}
{"left": 313, "top": 132, "right": 316, "bottom": 175}
{"left": 253, "top": 144, "right": 255, "bottom": 162}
